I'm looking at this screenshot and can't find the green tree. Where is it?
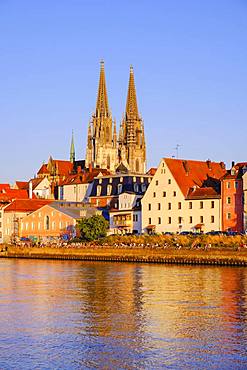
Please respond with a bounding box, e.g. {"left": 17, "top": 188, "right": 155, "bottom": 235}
{"left": 77, "top": 214, "right": 108, "bottom": 241}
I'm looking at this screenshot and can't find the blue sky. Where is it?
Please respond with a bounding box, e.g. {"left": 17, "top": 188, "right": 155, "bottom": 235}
{"left": 0, "top": 0, "right": 246, "bottom": 182}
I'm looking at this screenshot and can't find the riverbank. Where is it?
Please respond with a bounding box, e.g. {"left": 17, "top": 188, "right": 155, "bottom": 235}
{"left": 1, "top": 245, "right": 247, "bottom": 266}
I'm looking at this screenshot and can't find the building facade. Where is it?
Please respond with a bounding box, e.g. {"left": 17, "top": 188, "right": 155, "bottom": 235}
{"left": 142, "top": 158, "right": 226, "bottom": 234}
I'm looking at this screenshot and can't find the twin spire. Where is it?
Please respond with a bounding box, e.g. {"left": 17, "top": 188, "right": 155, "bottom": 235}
{"left": 96, "top": 60, "right": 139, "bottom": 120}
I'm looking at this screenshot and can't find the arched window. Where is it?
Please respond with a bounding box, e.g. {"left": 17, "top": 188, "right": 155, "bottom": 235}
{"left": 136, "top": 159, "right": 139, "bottom": 173}
{"left": 107, "top": 154, "right": 110, "bottom": 169}
{"left": 106, "top": 126, "right": 110, "bottom": 143}
{"left": 118, "top": 184, "right": 123, "bottom": 194}
{"left": 45, "top": 215, "right": 50, "bottom": 230}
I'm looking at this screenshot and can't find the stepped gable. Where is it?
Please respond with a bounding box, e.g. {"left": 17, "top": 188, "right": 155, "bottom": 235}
{"left": 4, "top": 199, "right": 52, "bottom": 212}
{"left": 37, "top": 160, "right": 73, "bottom": 176}
{"left": 164, "top": 158, "right": 227, "bottom": 197}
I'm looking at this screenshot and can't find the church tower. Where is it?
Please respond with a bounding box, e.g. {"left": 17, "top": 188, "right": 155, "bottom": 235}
{"left": 119, "top": 66, "right": 146, "bottom": 173}
{"left": 85, "top": 61, "right": 118, "bottom": 171}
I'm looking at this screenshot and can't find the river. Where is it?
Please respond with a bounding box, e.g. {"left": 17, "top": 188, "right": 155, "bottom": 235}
{"left": 0, "top": 259, "right": 247, "bottom": 369}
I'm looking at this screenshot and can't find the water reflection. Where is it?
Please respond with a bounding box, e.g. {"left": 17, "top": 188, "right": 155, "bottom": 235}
{"left": 0, "top": 259, "right": 247, "bottom": 369}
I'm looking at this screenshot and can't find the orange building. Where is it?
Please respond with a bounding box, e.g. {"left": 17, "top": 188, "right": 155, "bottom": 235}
{"left": 221, "top": 163, "right": 245, "bottom": 233}
{"left": 20, "top": 201, "right": 102, "bottom": 242}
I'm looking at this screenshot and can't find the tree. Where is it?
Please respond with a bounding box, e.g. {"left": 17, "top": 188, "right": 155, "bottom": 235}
{"left": 77, "top": 214, "right": 108, "bottom": 241}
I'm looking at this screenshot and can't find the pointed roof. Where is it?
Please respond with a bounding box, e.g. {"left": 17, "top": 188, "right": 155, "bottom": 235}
{"left": 70, "top": 131, "right": 75, "bottom": 163}
{"left": 96, "top": 60, "right": 109, "bottom": 117}
{"left": 125, "top": 65, "right": 139, "bottom": 119}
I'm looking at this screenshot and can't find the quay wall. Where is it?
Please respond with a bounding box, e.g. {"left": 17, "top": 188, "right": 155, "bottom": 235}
{"left": 1, "top": 246, "right": 247, "bottom": 266}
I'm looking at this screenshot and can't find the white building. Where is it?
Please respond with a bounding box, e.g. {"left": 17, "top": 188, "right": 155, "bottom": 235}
{"left": 141, "top": 158, "right": 226, "bottom": 234}
{"left": 109, "top": 192, "right": 142, "bottom": 234}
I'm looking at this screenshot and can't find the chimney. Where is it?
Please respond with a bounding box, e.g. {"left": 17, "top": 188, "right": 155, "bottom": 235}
{"left": 220, "top": 162, "right": 225, "bottom": 169}
{"left": 206, "top": 159, "right": 212, "bottom": 170}
{"left": 231, "top": 161, "right": 235, "bottom": 168}
{"left": 29, "top": 181, "right": 33, "bottom": 199}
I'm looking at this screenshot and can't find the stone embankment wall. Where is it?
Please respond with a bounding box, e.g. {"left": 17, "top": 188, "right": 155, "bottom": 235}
{"left": 1, "top": 245, "right": 247, "bottom": 266}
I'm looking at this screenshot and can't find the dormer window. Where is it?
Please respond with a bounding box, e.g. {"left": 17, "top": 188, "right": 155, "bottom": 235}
{"left": 97, "top": 185, "right": 101, "bottom": 196}
{"left": 107, "top": 185, "right": 112, "bottom": 195}
{"left": 118, "top": 184, "right": 122, "bottom": 194}
{"left": 134, "top": 183, "right": 139, "bottom": 192}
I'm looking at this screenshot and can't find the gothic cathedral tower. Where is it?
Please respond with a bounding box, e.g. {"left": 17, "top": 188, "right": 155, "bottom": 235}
{"left": 119, "top": 66, "right": 146, "bottom": 174}
{"left": 85, "top": 61, "right": 117, "bottom": 171}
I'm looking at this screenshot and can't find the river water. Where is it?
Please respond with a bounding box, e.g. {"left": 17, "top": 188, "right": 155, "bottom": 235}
{"left": 0, "top": 259, "right": 247, "bottom": 369}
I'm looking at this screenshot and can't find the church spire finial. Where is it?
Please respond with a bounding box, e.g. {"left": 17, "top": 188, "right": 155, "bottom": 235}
{"left": 126, "top": 65, "right": 139, "bottom": 120}
{"left": 70, "top": 130, "right": 75, "bottom": 163}
{"left": 96, "top": 60, "right": 109, "bottom": 117}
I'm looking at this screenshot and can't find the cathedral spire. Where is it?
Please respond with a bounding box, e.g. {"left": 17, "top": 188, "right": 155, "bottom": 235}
{"left": 70, "top": 130, "right": 75, "bottom": 163}
{"left": 96, "top": 60, "right": 109, "bottom": 117}
{"left": 125, "top": 65, "right": 139, "bottom": 120}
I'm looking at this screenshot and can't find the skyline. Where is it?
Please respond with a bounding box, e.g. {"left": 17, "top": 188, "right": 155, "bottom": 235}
{"left": 1, "top": 0, "right": 246, "bottom": 183}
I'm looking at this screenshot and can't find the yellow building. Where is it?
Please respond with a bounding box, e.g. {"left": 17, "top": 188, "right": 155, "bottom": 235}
{"left": 142, "top": 158, "right": 226, "bottom": 234}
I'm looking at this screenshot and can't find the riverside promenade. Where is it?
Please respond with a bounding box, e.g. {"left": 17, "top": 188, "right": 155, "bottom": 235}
{"left": 1, "top": 244, "right": 247, "bottom": 266}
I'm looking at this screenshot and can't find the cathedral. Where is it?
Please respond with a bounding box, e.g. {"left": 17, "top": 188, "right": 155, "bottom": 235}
{"left": 85, "top": 61, "right": 146, "bottom": 174}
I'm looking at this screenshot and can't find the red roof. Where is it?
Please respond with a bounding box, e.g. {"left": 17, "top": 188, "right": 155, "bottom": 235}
{"left": 0, "top": 184, "right": 10, "bottom": 191}
{"left": 60, "top": 168, "right": 111, "bottom": 186}
{"left": 186, "top": 187, "right": 220, "bottom": 199}
{"left": 0, "top": 189, "right": 36, "bottom": 202}
{"left": 4, "top": 199, "right": 52, "bottom": 212}
{"left": 164, "top": 158, "right": 226, "bottom": 197}
{"left": 15, "top": 181, "right": 29, "bottom": 190}
{"left": 37, "top": 160, "right": 73, "bottom": 176}
{"left": 146, "top": 168, "right": 157, "bottom": 176}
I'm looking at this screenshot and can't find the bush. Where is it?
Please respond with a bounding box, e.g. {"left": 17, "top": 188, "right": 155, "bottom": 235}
{"left": 77, "top": 215, "right": 109, "bottom": 241}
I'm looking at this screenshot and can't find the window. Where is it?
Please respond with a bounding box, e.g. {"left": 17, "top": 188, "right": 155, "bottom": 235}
{"left": 156, "top": 180, "right": 158, "bottom": 186}
{"left": 97, "top": 185, "right": 101, "bottom": 196}
{"left": 178, "top": 217, "right": 182, "bottom": 224}
{"left": 227, "top": 182, "right": 231, "bottom": 189}
{"left": 0, "top": 212, "right": 2, "bottom": 218}
{"left": 118, "top": 184, "right": 123, "bottom": 194}
{"left": 168, "top": 203, "right": 171, "bottom": 210}
{"left": 227, "top": 213, "right": 231, "bottom": 220}
{"left": 153, "top": 192, "right": 156, "bottom": 198}
{"left": 141, "top": 183, "right": 146, "bottom": 192}
{"left": 45, "top": 216, "right": 50, "bottom": 230}
{"left": 173, "top": 191, "right": 176, "bottom": 197}
{"left": 31, "top": 222, "right": 34, "bottom": 230}
{"left": 189, "top": 202, "right": 192, "bottom": 209}
{"left": 235, "top": 181, "right": 238, "bottom": 189}
{"left": 107, "top": 185, "right": 112, "bottom": 195}
{"left": 52, "top": 221, "right": 55, "bottom": 230}
{"left": 227, "top": 197, "right": 231, "bottom": 204}
{"left": 158, "top": 217, "right": 161, "bottom": 224}
{"left": 200, "top": 201, "right": 203, "bottom": 209}
{"left": 148, "top": 203, "right": 151, "bottom": 211}
{"left": 134, "top": 183, "right": 139, "bottom": 192}
{"left": 134, "top": 214, "right": 138, "bottom": 222}
{"left": 211, "top": 201, "right": 214, "bottom": 209}
{"left": 168, "top": 217, "right": 172, "bottom": 224}
{"left": 200, "top": 216, "right": 204, "bottom": 223}
{"left": 189, "top": 216, "right": 192, "bottom": 224}
{"left": 178, "top": 202, "right": 181, "bottom": 209}
{"left": 148, "top": 218, "right": 152, "bottom": 225}
{"left": 38, "top": 222, "right": 41, "bottom": 230}
{"left": 163, "top": 191, "right": 166, "bottom": 197}
{"left": 211, "top": 216, "right": 215, "bottom": 223}
{"left": 168, "top": 179, "right": 171, "bottom": 184}
{"left": 158, "top": 203, "right": 161, "bottom": 210}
